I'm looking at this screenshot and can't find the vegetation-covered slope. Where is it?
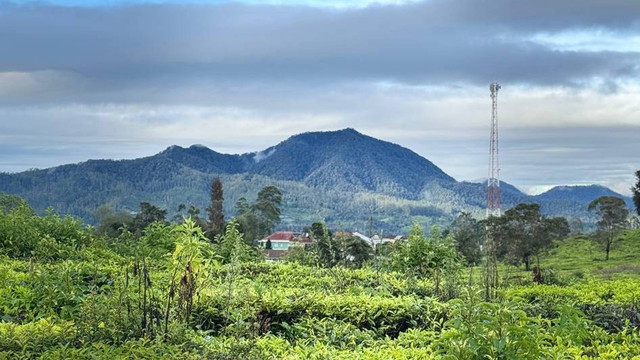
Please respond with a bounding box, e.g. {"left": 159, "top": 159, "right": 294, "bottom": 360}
{"left": 0, "top": 129, "right": 632, "bottom": 232}
{"left": 539, "top": 229, "right": 640, "bottom": 279}
{"left": 251, "top": 128, "right": 454, "bottom": 194}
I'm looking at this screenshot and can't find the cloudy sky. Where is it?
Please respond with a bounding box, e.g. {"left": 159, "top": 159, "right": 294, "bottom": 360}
{"left": 1, "top": 0, "right": 639, "bottom": 195}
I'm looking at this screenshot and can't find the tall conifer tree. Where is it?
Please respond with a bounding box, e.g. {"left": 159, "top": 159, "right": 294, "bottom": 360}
{"left": 208, "top": 177, "right": 225, "bottom": 235}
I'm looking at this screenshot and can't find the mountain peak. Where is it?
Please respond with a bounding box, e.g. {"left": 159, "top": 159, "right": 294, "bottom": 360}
{"left": 337, "top": 127, "right": 360, "bottom": 134}
{"left": 535, "top": 184, "right": 632, "bottom": 207}
{"left": 284, "top": 128, "right": 364, "bottom": 142}
{"left": 189, "top": 144, "right": 210, "bottom": 150}
{"left": 162, "top": 145, "right": 184, "bottom": 153}
{"left": 554, "top": 185, "right": 607, "bottom": 191}
{"left": 541, "top": 184, "right": 614, "bottom": 195}
{"left": 250, "top": 128, "right": 454, "bottom": 194}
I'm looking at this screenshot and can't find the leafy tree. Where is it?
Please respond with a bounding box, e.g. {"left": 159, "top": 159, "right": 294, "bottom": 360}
{"left": 174, "top": 204, "right": 207, "bottom": 229}
{"left": 306, "top": 226, "right": 374, "bottom": 269}
{"left": 265, "top": 239, "right": 272, "bottom": 250}
{"left": 482, "top": 215, "right": 509, "bottom": 260}
{"left": 546, "top": 216, "right": 571, "bottom": 240}
{"left": 633, "top": 170, "right": 640, "bottom": 216}
{"left": 97, "top": 202, "right": 167, "bottom": 238}
{"left": 389, "top": 224, "right": 458, "bottom": 278}
{"left": 133, "top": 202, "right": 167, "bottom": 235}
{"left": 235, "top": 197, "right": 260, "bottom": 245}
{"left": 308, "top": 222, "right": 333, "bottom": 241}
{"left": 336, "top": 235, "right": 373, "bottom": 269}
{"left": 503, "top": 204, "right": 545, "bottom": 271}
{"left": 234, "top": 187, "right": 283, "bottom": 244}
{"left": 252, "top": 186, "right": 282, "bottom": 236}
{"left": 487, "top": 203, "right": 569, "bottom": 271}
{"left": 449, "top": 212, "right": 483, "bottom": 265}
{"left": 588, "top": 196, "right": 629, "bottom": 260}
{"left": 95, "top": 204, "right": 134, "bottom": 238}
{"left": 207, "top": 177, "right": 225, "bottom": 236}
{"left": 284, "top": 245, "right": 318, "bottom": 265}
{"left": 235, "top": 197, "right": 250, "bottom": 215}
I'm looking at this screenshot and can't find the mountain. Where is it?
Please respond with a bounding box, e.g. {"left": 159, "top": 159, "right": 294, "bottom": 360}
{"left": 535, "top": 185, "right": 630, "bottom": 204}
{"left": 249, "top": 128, "right": 454, "bottom": 196}
{"left": 0, "top": 129, "right": 631, "bottom": 233}
{"left": 533, "top": 185, "right": 634, "bottom": 215}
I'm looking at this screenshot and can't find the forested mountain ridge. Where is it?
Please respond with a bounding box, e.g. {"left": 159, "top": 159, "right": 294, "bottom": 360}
{"left": 0, "top": 129, "right": 632, "bottom": 233}
{"left": 249, "top": 128, "right": 454, "bottom": 195}
{"left": 535, "top": 185, "right": 632, "bottom": 205}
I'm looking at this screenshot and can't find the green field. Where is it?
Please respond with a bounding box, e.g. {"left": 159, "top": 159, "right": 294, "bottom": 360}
{"left": 1, "top": 206, "right": 640, "bottom": 359}
{"left": 540, "top": 230, "right": 640, "bottom": 280}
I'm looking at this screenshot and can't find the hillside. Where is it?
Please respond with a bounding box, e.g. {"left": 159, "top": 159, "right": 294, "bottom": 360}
{"left": 540, "top": 229, "right": 640, "bottom": 279}
{"left": 0, "top": 129, "right": 632, "bottom": 233}
{"left": 249, "top": 128, "right": 454, "bottom": 196}
{"left": 534, "top": 185, "right": 634, "bottom": 208}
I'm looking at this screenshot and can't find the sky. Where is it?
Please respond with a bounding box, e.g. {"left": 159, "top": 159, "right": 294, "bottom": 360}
{"left": 1, "top": 0, "right": 639, "bottom": 195}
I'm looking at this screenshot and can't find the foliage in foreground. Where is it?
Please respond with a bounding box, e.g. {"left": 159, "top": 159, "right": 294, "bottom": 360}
{"left": 2, "top": 205, "right": 640, "bottom": 359}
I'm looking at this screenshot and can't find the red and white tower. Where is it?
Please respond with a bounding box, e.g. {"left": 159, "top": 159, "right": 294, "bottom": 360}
{"left": 487, "top": 82, "right": 501, "bottom": 218}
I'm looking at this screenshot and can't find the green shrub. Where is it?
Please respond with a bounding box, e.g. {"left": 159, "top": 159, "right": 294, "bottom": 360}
{"left": 580, "top": 304, "right": 640, "bottom": 333}
{"left": 432, "top": 298, "right": 553, "bottom": 359}
{"left": 0, "top": 317, "right": 77, "bottom": 353}
{"left": 0, "top": 206, "right": 91, "bottom": 259}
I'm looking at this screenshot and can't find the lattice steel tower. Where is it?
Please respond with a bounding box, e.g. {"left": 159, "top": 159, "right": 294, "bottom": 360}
{"left": 487, "top": 82, "right": 501, "bottom": 218}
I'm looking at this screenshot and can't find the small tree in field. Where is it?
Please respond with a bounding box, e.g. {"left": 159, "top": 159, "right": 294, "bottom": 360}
{"left": 588, "top": 196, "right": 629, "bottom": 261}
{"left": 390, "top": 224, "right": 458, "bottom": 278}
{"left": 449, "top": 212, "right": 483, "bottom": 265}
{"left": 165, "top": 218, "right": 216, "bottom": 336}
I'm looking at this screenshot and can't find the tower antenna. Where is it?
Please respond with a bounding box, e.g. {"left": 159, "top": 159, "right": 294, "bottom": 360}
{"left": 487, "top": 82, "right": 501, "bottom": 218}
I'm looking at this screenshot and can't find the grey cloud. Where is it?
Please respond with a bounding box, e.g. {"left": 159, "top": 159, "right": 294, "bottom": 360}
{"left": 0, "top": 0, "right": 638, "bottom": 98}
{"left": 1, "top": 0, "right": 639, "bottom": 195}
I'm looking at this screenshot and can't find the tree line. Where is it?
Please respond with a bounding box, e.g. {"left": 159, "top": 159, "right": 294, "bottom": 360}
{"left": 5, "top": 167, "right": 640, "bottom": 274}
{"left": 95, "top": 177, "right": 283, "bottom": 245}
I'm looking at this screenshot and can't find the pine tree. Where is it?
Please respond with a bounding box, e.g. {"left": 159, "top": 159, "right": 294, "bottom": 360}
{"left": 207, "top": 177, "right": 225, "bottom": 236}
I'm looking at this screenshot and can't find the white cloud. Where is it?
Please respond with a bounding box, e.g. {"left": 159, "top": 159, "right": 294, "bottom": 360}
{"left": 530, "top": 31, "right": 640, "bottom": 52}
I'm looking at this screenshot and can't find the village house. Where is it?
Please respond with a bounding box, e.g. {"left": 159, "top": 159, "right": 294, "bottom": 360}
{"left": 259, "top": 230, "right": 404, "bottom": 261}
{"left": 258, "top": 231, "right": 312, "bottom": 261}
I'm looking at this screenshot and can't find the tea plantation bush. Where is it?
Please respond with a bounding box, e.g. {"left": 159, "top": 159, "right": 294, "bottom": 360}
{"left": 2, "top": 205, "right": 640, "bottom": 359}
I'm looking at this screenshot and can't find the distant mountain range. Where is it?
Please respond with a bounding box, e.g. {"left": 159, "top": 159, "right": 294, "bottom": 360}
{"left": 0, "top": 129, "right": 633, "bottom": 233}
